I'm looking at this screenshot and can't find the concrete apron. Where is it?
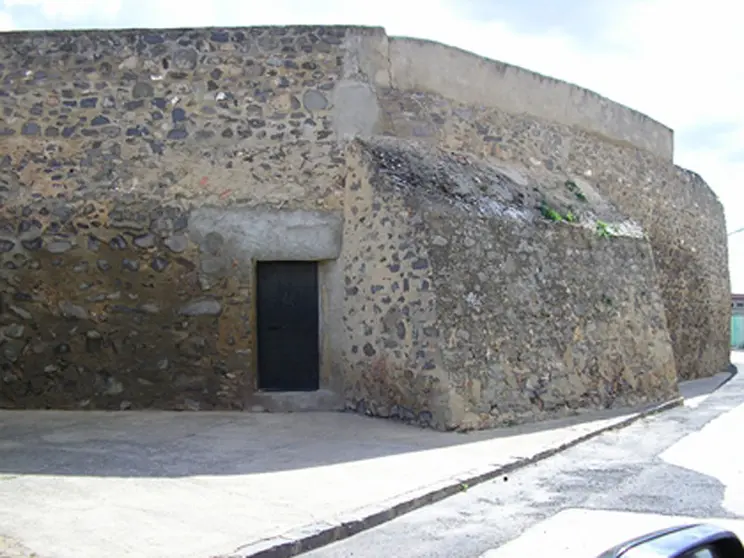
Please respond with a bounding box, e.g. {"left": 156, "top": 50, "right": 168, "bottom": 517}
{"left": 229, "top": 400, "right": 686, "bottom": 558}
{"left": 0, "top": 399, "right": 687, "bottom": 558}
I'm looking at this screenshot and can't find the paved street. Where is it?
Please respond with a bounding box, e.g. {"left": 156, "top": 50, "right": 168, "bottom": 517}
{"left": 0, "top": 364, "right": 737, "bottom": 558}
{"left": 0, "top": 386, "right": 659, "bottom": 558}
{"left": 303, "top": 359, "right": 744, "bottom": 558}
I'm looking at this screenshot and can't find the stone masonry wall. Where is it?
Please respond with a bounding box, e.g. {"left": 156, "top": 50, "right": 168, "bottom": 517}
{"left": 0, "top": 24, "right": 729, "bottom": 419}
{"left": 379, "top": 87, "right": 730, "bottom": 380}
{"left": 568, "top": 138, "right": 730, "bottom": 380}
{"left": 0, "top": 26, "right": 356, "bottom": 409}
{"left": 346, "top": 137, "right": 677, "bottom": 430}
{"left": 339, "top": 142, "right": 450, "bottom": 428}
{"left": 425, "top": 203, "right": 677, "bottom": 429}
{"left": 653, "top": 168, "right": 730, "bottom": 379}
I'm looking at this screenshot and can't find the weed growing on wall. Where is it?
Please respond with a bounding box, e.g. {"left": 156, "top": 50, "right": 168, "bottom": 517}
{"left": 540, "top": 201, "right": 576, "bottom": 223}
{"left": 540, "top": 202, "right": 564, "bottom": 221}
{"left": 596, "top": 220, "right": 613, "bottom": 238}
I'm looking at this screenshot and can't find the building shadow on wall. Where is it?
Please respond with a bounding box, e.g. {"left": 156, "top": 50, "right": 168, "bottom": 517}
{"left": 0, "top": 373, "right": 733, "bottom": 478}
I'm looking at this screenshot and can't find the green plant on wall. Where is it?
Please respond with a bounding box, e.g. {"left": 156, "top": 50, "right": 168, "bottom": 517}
{"left": 540, "top": 201, "right": 564, "bottom": 222}
{"left": 565, "top": 179, "right": 588, "bottom": 202}
{"left": 596, "top": 220, "right": 612, "bottom": 238}
{"left": 540, "top": 201, "right": 577, "bottom": 223}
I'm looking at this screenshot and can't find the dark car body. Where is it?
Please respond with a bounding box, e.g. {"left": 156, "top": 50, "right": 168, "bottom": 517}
{"left": 597, "top": 524, "right": 744, "bottom": 558}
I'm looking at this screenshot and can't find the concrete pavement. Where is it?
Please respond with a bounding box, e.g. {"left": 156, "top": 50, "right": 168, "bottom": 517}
{"left": 302, "top": 359, "right": 743, "bottom": 558}
{"left": 0, "top": 386, "right": 689, "bottom": 558}
{"left": 484, "top": 364, "right": 744, "bottom": 558}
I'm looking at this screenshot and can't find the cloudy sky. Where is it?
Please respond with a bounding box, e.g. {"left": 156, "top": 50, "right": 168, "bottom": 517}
{"left": 1, "top": 0, "right": 743, "bottom": 290}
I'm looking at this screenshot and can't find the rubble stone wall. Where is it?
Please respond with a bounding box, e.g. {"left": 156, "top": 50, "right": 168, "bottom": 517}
{"left": 344, "top": 138, "right": 677, "bottom": 430}
{"left": 0, "top": 25, "right": 727, "bottom": 423}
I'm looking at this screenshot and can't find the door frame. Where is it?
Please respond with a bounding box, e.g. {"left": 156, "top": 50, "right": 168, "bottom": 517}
{"left": 253, "top": 259, "right": 323, "bottom": 392}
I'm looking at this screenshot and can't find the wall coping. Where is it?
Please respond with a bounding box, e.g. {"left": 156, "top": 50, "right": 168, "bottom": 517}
{"left": 386, "top": 36, "right": 674, "bottom": 161}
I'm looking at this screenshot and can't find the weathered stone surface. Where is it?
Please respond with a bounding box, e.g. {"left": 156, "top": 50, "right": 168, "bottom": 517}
{"left": 0, "top": 26, "right": 349, "bottom": 412}
{"left": 303, "top": 90, "right": 329, "bottom": 111}
{"left": 0, "top": 25, "right": 727, "bottom": 429}
{"left": 59, "top": 301, "right": 89, "bottom": 320}
{"left": 340, "top": 138, "right": 677, "bottom": 430}
{"left": 164, "top": 234, "right": 189, "bottom": 253}
{"left": 178, "top": 299, "right": 222, "bottom": 317}
{"left": 379, "top": 87, "right": 728, "bottom": 380}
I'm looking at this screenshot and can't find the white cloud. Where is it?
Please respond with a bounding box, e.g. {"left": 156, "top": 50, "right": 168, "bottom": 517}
{"left": 3, "top": 0, "right": 122, "bottom": 22}
{"left": 1, "top": 0, "right": 742, "bottom": 289}
{"left": 0, "top": 10, "right": 14, "bottom": 30}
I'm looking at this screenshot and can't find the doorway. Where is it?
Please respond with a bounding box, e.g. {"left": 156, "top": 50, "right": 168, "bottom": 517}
{"left": 256, "top": 260, "right": 320, "bottom": 391}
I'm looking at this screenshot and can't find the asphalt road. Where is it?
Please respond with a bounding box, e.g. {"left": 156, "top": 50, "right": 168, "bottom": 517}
{"left": 302, "top": 366, "right": 744, "bottom": 558}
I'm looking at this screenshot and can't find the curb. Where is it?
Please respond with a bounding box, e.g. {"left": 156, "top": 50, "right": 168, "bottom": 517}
{"left": 220, "top": 396, "right": 683, "bottom": 558}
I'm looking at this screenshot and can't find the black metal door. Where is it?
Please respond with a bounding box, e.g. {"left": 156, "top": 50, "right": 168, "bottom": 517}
{"left": 256, "top": 261, "right": 320, "bottom": 391}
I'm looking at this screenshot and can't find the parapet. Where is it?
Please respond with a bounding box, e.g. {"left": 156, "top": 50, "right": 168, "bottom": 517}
{"left": 386, "top": 36, "right": 674, "bottom": 160}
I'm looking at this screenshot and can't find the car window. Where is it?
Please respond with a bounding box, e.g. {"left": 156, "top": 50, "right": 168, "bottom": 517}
{"left": 681, "top": 546, "right": 719, "bottom": 558}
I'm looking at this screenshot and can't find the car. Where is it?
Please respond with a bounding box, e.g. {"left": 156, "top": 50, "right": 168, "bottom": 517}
{"left": 597, "top": 524, "right": 744, "bottom": 558}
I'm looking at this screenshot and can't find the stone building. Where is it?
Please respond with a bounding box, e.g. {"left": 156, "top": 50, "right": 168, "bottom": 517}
{"left": 0, "top": 26, "right": 730, "bottom": 430}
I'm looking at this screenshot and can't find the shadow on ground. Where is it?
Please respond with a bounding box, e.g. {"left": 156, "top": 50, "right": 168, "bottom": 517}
{"left": 0, "top": 371, "right": 733, "bottom": 479}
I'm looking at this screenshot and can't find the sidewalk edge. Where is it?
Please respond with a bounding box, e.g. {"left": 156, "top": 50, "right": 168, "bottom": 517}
{"left": 222, "top": 396, "right": 683, "bottom": 558}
